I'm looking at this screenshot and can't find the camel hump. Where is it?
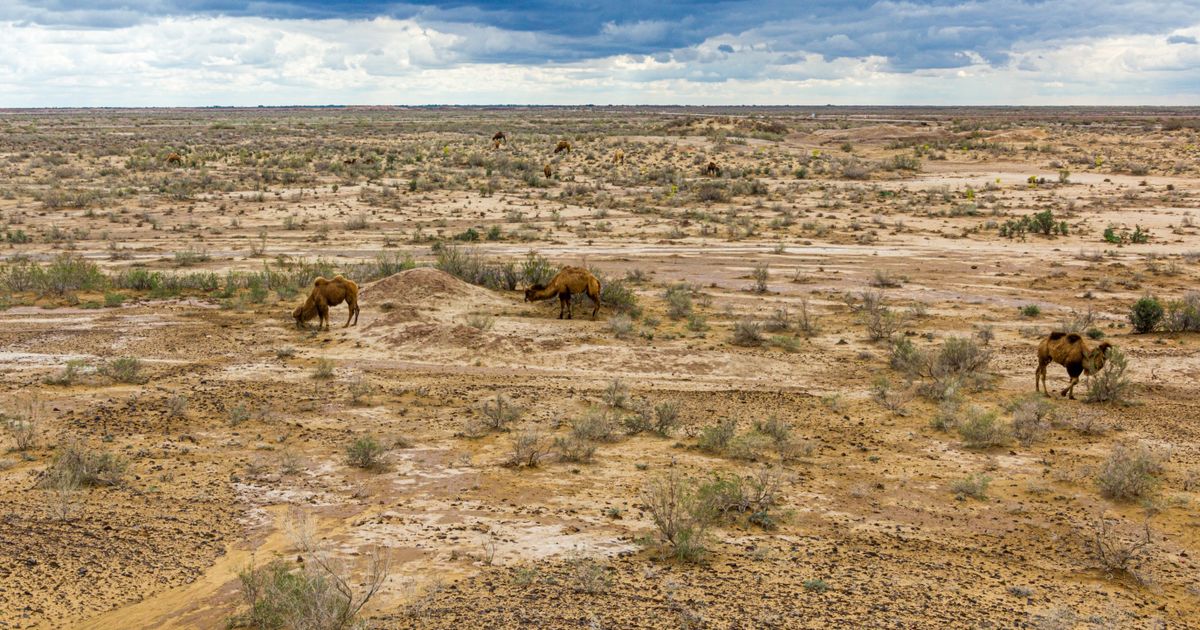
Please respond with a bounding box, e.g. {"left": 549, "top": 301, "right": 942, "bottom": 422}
{"left": 313, "top": 276, "right": 329, "bottom": 286}
{"left": 1065, "top": 333, "right": 1082, "bottom": 343}
{"left": 1048, "top": 331, "right": 1067, "bottom": 340}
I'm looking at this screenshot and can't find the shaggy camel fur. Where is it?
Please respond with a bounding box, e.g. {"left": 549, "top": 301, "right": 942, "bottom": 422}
{"left": 524, "top": 266, "right": 601, "bottom": 320}
{"left": 613, "top": 149, "right": 625, "bottom": 165}
{"left": 294, "top": 275, "right": 360, "bottom": 330}
{"left": 553, "top": 140, "right": 572, "bottom": 154}
{"left": 1036, "top": 332, "right": 1113, "bottom": 399}
{"left": 543, "top": 163, "right": 553, "bottom": 178}
{"left": 166, "top": 152, "right": 183, "bottom": 165}
{"left": 492, "top": 131, "right": 507, "bottom": 143}
{"left": 705, "top": 161, "right": 720, "bottom": 176}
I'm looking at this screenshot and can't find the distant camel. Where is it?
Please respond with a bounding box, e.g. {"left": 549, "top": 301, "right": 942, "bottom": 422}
{"left": 705, "top": 161, "right": 720, "bottom": 177}
{"left": 492, "top": 131, "right": 507, "bottom": 144}
{"left": 343, "top": 157, "right": 358, "bottom": 165}
{"left": 543, "top": 163, "right": 553, "bottom": 178}
{"left": 294, "top": 275, "right": 360, "bottom": 330}
{"left": 554, "top": 140, "right": 572, "bottom": 154}
{"left": 1036, "top": 332, "right": 1113, "bottom": 399}
{"left": 166, "top": 153, "right": 183, "bottom": 165}
{"left": 613, "top": 149, "right": 625, "bottom": 165}
{"left": 525, "top": 266, "right": 601, "bottom": 320}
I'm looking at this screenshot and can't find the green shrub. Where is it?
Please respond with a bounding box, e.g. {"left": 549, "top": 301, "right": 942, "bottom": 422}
{"left": 1129, "top": 296, "right": 1163, "bottom": 333}
{"left": 951, "top": 474, "right": 991, "bottom": 500}
{"left": 730, "top": 319, "right": 764, "bottom": 346}
{"left": 101, "top": 357, "right": 146, "bottom": 384}
{"left": 480, "top": 394, "right": 522, "bottom": 431}
{"left": 346, "top": 435, "right": 388, "bottom": 471}
{"left": 698, "top": 420, "right": 736, "bottom": 453}
{"left": 1085, "top": 346, "right": 1131, "bottom": 404}
{"left": 641, "top": 471, "right": 718, "bottom": 562}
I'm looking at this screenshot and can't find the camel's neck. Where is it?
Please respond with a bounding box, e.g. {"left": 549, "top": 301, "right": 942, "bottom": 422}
{"left": 530, "top": 285, "right": 559, "bottom": 300}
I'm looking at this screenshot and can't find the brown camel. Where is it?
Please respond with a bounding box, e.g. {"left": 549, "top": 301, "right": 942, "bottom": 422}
{"left": 343, "top": 157, "right": 358, "bottom": 165}
{"left": 166, "top": 152, "right": 183, "bottom": 165}
{"left": 492, "top": 131, "right": 507, "bottom": 144}
{"left": 524, "top": 266, "right": 601, "bottom": 320}
{"left": 1036, "top": 332, "right": 1113, "bottom": 399}
{"left": 553, "top": 140, "right": 572, "bottom": 154}
{"left": 543, "top": 163, "right": 553, "bottom": 178}
{"left": 613, "top": 149, "right": 625, "bottom": 165}
{"left": 705, "top": 161, "right": 720, "bottom": 177}
{"left": 293, "top": 275, "right": 360, "bottom": 330}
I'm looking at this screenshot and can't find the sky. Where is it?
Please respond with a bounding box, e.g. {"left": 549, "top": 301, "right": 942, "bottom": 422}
{"left": 1, "top": 1, "right": 1199, "bottom": 106}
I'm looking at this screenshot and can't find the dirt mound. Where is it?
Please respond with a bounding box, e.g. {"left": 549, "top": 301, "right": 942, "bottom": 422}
{"left": 360, "top": 267, "right": 494, "bottom": 304}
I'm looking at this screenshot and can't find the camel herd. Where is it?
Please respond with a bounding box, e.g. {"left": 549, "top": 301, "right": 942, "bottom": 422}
{"left": 484, "top": 131, "right": 716, "bottom": 176}
{"left": 292, "top": 268, "right": 1115, "bottom": 400}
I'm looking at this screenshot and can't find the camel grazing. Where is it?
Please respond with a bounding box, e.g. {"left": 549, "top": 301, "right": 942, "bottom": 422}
{"left": 524, "top": 266, "right": 601, "bottom": 320}
{"left": 1036, "top": 332, "right": 1113, "bottom": 399}
{"left": 166, "top": 152, "right": 183, "bottom": 165}
{"left": 543, "top": 163, "right": 553, "bottom": 178}
{"left": 705, "top": 161, "right": 720, "bottom": 177}
{"left": 492, "top": 131, "right": 507, "bottom": 144}
{"left": 293, "top": 275, "right": 360, "bottom": 330}
{"left": 553, "top": 140, "right": 572, "bottom": 154}
{"left": 613, "top": 149, "right": 625, "bottom": 165}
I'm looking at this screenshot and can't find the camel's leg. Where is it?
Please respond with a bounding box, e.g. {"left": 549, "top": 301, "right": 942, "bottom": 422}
{"left": 1062, "top": 376, "right": 1078, "bottom": 399}
{"left": 353, "top": 302, "right": 360, "bottom": 326}
{"left": 557, "top": 293, "right": 567, "bottom": 319}
{"left": 344, "top": 299, "right": 356, "bottom": 328}
{"left": 1036, "top": 358, "right": 1051, "bottom": 396}
{"left": 319, "top": 304, "right": 330, "bottom": 331}
{"left": 590, "top": 290, "right": 600, "bottom": 319}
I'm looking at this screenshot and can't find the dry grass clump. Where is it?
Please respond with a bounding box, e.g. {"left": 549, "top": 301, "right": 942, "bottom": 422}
{"left": 42, "top": 439, "right": 126, "bottom": 488}
{"left": 730, "top": 319, "right": 764, "bottom": 346}
{"left": 346, "top": 435, "right": 389, "bottom": 471}
{"left": 1082, "top": 513, "right": 1153, "bottom": 586}
{"left": 956, "top": 406, "right": 1010, "bottom": 449}
{"left": 101, "top": 356, "right": 147, "bottom": 384}
{"left": 1085, "top": 346, "right": 1131, "bottom": 404}
{"left": 4, "top": 397, "right": 41, "bottom": 451}
{"left": 1008, "top": 395, "right": 1054, "bottom": 446}
{"left": 855, "top": 289, "right": 905, "bottom": 341}
{"left": 507, "top": 430, "right": 551, "bottom": 468}
{"left": 950, "top": 473, "right": 991, "bottom": 500}
{"left": 1096, "top": 441, "right": 1162, "bottom": 501}
{"left": 478, "top": 394, "right": 522, "bottom": 432}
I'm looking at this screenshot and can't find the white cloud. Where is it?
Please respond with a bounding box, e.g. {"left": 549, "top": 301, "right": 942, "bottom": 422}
{"left": 0, "top": 15, "right": 1198, "bottom": 106}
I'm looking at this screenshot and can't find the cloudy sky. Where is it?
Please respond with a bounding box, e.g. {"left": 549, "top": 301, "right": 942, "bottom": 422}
{"left": 2, "top": 1, "right": 1199, "bottom": 106}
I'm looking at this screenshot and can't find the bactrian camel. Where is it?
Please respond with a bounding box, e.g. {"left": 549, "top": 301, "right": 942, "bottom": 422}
{"left": 1035, "top": 332, "right": 1113, "bottom": 399}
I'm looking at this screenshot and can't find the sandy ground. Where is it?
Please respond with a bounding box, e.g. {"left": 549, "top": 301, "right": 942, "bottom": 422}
{"left": 1, "top": 106, "right": 1199, "bottom": 629}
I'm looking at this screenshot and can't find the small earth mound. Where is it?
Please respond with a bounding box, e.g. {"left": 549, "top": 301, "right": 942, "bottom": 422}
{"left": 358, "top": 268, "right": 509, "bottom": 330}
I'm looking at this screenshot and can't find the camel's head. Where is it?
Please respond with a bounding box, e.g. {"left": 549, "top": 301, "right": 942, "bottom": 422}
{"left": 1086, "top": 342, "right": 1114, "bottom": 373}
{"left": 524, "top": 284, "right": 545, "bottom": 302}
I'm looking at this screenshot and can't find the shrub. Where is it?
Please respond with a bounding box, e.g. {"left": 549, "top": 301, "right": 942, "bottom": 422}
{"left": 857, "top": 290, "right": 904, "bottom": 341}
{"left": 507, "top": 430, "right": 551, "bottom": 468}
{"left": 101, "top": 357, "right": 147, "bottom": 384}
{"left": 312, "top": 358, "right": 335, "bottom": 380}
{"left": 1020, "top": 304, "right": 1041, "bottom": 318}
{"left": 4, "top": 398, "right": 41, "bottom": 451}
{"left": 697, "top": 420, "right": 736, "bottom": 453}
{"left": 346, "top": 435, "right": 388, "bottom": 471}
{"left": 1085, "top": 346, "right": 1131, "bottom": 404}
{"left": 730, "top": 319, "right": 764, "bottom": 346}
{"left": 951, "top": 474, "right": 991, "bottom": 500}
{"left": 957, "top": 406, "right": 1010, "bottom": 449}
{"left": 664, "top": 284, "right": 693, "bottom": 320}
{"left": 803, "top": 579, "right": 830, "bottom": 593}
{"left": 751, "top": 263, "right": 769, "bottom": 294}
{"left": 43, "top": 440, "right": 126, "bottom": 487}
{"left": 44, "top": 360, "right": 84, "bottom": 386}
{"left": 724, "top": 432, "right": 774, "bottom": 461}
{"left": 347, "top": 376, "right": 373, "bottom": 405}
{"left": 480, "top": 394, "right": 522, "bottom": 431}
{"left": 571, "top": 407, "right": 619, "bottom": 442}
{"left": 230, "top": 550, "right": 388, "bottom": 630}
{"left": 641, "top": 471, "right": 718, "bottom": 562}
{"left": 1096, "top": 442, "right": 1161, "bottom": 501}
{"left": 465, "top": 313, "right": 494, "bottom": 331}
{"left": 602, "top": 379, "right": 629, "bottom": 409}
{"left": 1009, "top": 395, "right": 1053, "bottom": 446}
{"left": 1084, "top": 513, "right": 1152, "bottom": 585}
{"left": 607, "top": 314, "right": 633, "bottom": 338}
{"left": 1129, "top": 296, "right": 1163, "bottom": 333}
{"left": 554, "top": 435, "right": 597, "bottom": 463}
{"left": 597, "top": 275, "right": 639, "bottom": 315}
{"left": 1163, "top": 292, "right": 1200, "bottom": 332}
{"left": 652, "top": 401, "right": 681, "bottom": 436}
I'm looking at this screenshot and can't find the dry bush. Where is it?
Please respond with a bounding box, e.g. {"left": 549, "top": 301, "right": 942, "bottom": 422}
{"left": 101, "top": 356, "right": 147, "bottom": 384}
{"left": 730, "top": 319, "right": 764, "bottom": 346}
{"left": 507, "top": 430, "right": 551, "bottom": 468}
{"left": 855, "top": 289, "right": 904, "bottom": 341}
{"left": 697, "top": 420, "right": 736, "bottom": 453}
{"left": 950, "top": 473, "right": 991, "bottom": 500}
{"left": 230, "top": 511, "right": 390, "bottom": 629}
{"left": 554, "top": 435, "right": 597, "bottom": 463}
{"left": 641, "top": 470, "right": 718, "bottom": 562}
{"left": 570, "top": 407, "right": 619, "bottom": 442}
{"left": 1082, "top": 513, "right": 1153, "bottom": 585}
{"left": 1096, "top": 441, "right": 1161, "bottom": 501}
{"left": 601, "top": 379, "right": 629, "bottom": 409}
{"left": 480, "top": 394, "right": 522, "bottom": 431}
{"left": 957, "top": 406, "right": 1010, "bottom": 449}
{"left": 1009, "top": 395, "right": 1054, "bottom": 446}
{"left": 1085, "top": 346, "right": 1131, "bottom": 404}
{"left": 42, "top": 439, "right": 126, "bottom": 488}
{"left": 4, "top": 397, "right": 42, "bottom": 451}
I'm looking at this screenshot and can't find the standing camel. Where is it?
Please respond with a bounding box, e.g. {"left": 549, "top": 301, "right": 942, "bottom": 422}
{"left": 524, "top": 267, "right": 601, "bottom": 320}
{"left": 1035, "top": 332, "right": 1113, "bottom": 399}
